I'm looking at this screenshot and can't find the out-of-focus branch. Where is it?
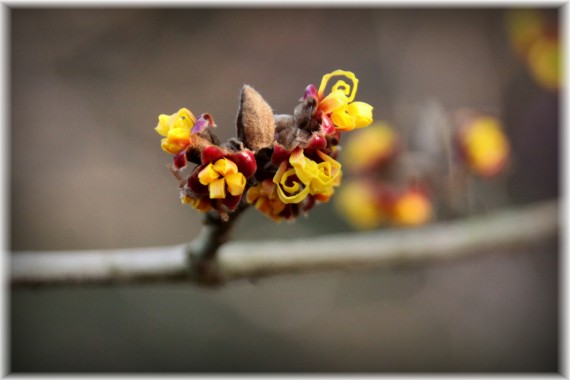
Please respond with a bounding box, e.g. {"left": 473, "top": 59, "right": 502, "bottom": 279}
{"left": 11, "top": 199, "right": 559, "bottom": 287}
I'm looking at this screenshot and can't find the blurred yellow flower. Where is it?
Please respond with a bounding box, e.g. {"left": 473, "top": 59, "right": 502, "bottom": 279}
{"left": 273, "top": 148, "right": 342, "bottom": 204}
{"left": 460, "top": 116, "right": 510, "bottom": 178}
{"left": 317, "top": 70, "right": 373, "bottom": 131}
{"left": 335, "top": 180, "right": 384, "bottom": 229}
{"left": 506, "top": 9, "right": 560, "bottom": 91}
{"left": 155, "top": 108, "right": 197, "bottom": 154}
{"left": 506, "top": 9, "right": 547, "bottom": 58}
{"left": 391, "top": 189, "right": 433, "bottom": 227}
{"left": 198, "top": 158, "right": 247, "bottom": 199}
{"left": 528, "top": 36, "right": 560, "bottom": 91}
{"left": 344, "top": 122, "right": 398, "bottom": 172}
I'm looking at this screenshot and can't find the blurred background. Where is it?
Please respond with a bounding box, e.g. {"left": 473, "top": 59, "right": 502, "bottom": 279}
{"left": 10, "top": 7, "right": 559, "bottom": 372}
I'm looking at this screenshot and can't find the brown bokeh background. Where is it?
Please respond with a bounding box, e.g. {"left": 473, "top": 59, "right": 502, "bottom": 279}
{"left": 10, "top": 8, "right": 559, "bottom": 372}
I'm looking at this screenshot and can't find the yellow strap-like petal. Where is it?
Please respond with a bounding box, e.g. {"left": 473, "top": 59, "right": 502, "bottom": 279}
{"left": 213, "top": 158, "right": 239, "bottom": 176}
{"left": 209, "top": 178, "right": 226, "bottom": 199}
{"left": 226, "top": 172, "right": 246, "bottom": 196}
{"left": 246, "top": 185, "right": 261, "bottom": 204}
{"left": 198, "top": 163, "right": 220, "bottom": 185}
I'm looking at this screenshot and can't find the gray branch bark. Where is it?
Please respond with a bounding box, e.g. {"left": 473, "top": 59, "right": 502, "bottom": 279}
{"left": 11, "top": 199, "right": 559, "bottom": 287}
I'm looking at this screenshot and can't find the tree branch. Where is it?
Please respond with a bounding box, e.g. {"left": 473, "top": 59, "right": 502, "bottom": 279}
{"left": 10, "top": 199, "right": 559, "bottom": 287}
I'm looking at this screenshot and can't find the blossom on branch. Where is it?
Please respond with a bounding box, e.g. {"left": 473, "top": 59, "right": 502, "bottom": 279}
{"left": 155, "top": 69, "right": 374, "bottom": 221}
{"left": 456, "top": 115, "right": 510, "bottom": 178}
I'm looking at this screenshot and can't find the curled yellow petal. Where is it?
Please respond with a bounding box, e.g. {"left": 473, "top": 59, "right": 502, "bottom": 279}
{"left": 198, "top": 163, "right": 220, "bottom": 185}
{"left": 280, "top": 168, "right": 303, "bottom": 194}
{"left": 208, "top": 178, "right": 226, "bottom": 199}
{"left": 273, "top": 161, "right": 310, "bottom": 204}
{"left": 273, "top": 148, "right": 342, "bottom": 205}
{"left": 332, "top": 80, "right": 352, "bottom": 97}
{"left": 289, "top": 149, "right": 319, "bottom": 185}
{"left": 318, "top": 70, "right": 359, "bottom": 103}
{"left": 213, "top": 158, "right": 239, "bottom": 176}
{"left": 276, "top": 182, "right": 311, "bottom": 204}
{"left": 347, "top": 102, "right": 374, "bottom": 128}
{"left": 226, "top": 172, "right": 246, "bottom": 196}
{"left": 310, "top": 151, "right": 342, "bottom": 193}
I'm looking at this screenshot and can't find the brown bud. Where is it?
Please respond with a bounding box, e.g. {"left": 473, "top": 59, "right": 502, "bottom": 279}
{"left": 293, "top": 96, "right": 320, "bottom": 132}
{"left": 236, "top": 85, "right": 276, "bottom": 152}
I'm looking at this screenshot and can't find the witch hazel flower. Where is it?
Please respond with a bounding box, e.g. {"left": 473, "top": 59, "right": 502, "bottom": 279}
{"left": 155, "top": 108, "right": 220, "bottom": 172}
{"left": 301, "top": 69, "right": 374, "bottom": 133}
{"left": 182, "top": 145, "right": 256, "bottom": 216}
{"left": 245, "top": 70, "right": 374, "bottom": 221}
{"left": 155, "top": 70, "right": 374, "bottom": 222}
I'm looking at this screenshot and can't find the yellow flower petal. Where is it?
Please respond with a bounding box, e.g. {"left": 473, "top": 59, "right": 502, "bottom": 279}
{"left": 160, "top": 127, "right": 191, "bottom": 154}
{"left": 318, "top": 70, "right": 359, "bottom": 103}
{"left": 155, "top": 114, "right": 171, "bottom": 136}
{"left": 198, "top": 163, "right": 220, "bottom": 185}
{"left": 273, "top": 149, "right": 342, "bottom": 204}
{"left": 276, "top": 182, "right": 311, "bottom": 204}
{"left": 280, "top": 168, "right": 302, "bottom": 193}
{"left": 181, "top": 195, "right": 212, "bottom": 212}
{"left": 213, "top": 158, "right": 239, "bottom": 176}
{"left": 331, "top": 108, "right": 356, "bottom": 131}
{"left": 289, "top": 148, "right": 319, "bottom": 185}
{"left": 208, "top": 178, "right": 226, "bottom": 199}
{"left": 155, "top": 108, "right": 197, "bottom": 139}
{"left": 332, "top": 80, "right": 352, "bottom": 97}
{"left": 347, "top": 102, "right": 374, "bottom": 128}
{"left": 167, "top": 127, "right": 190, "bottom": 141}
{"left": 226, "top": 172, "right": 246, "bottom": 196}
{"left": 318, "top": 90, "right": 349, "bottom": 114}
{"left": 246, "top": 185, "right": 261, "bottom": 204}
{"left": 273, "top": 161, "right": 309, "bottom": 204}
{"left": 175, "top": 108, "right": 197, "bottom": 128}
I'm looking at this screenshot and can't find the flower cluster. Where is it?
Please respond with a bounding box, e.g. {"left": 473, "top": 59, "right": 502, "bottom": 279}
{"left": 506, "top": 9, "right": 560, "bottom": 91}
{"left": 154, "top": 70, "right": 373, "bottom": 221}
{"left": 336, "top": 112, "right": 511, "bottom": 230}
{"left": 335, "top": 123, "right": 434, "bottom": 228}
